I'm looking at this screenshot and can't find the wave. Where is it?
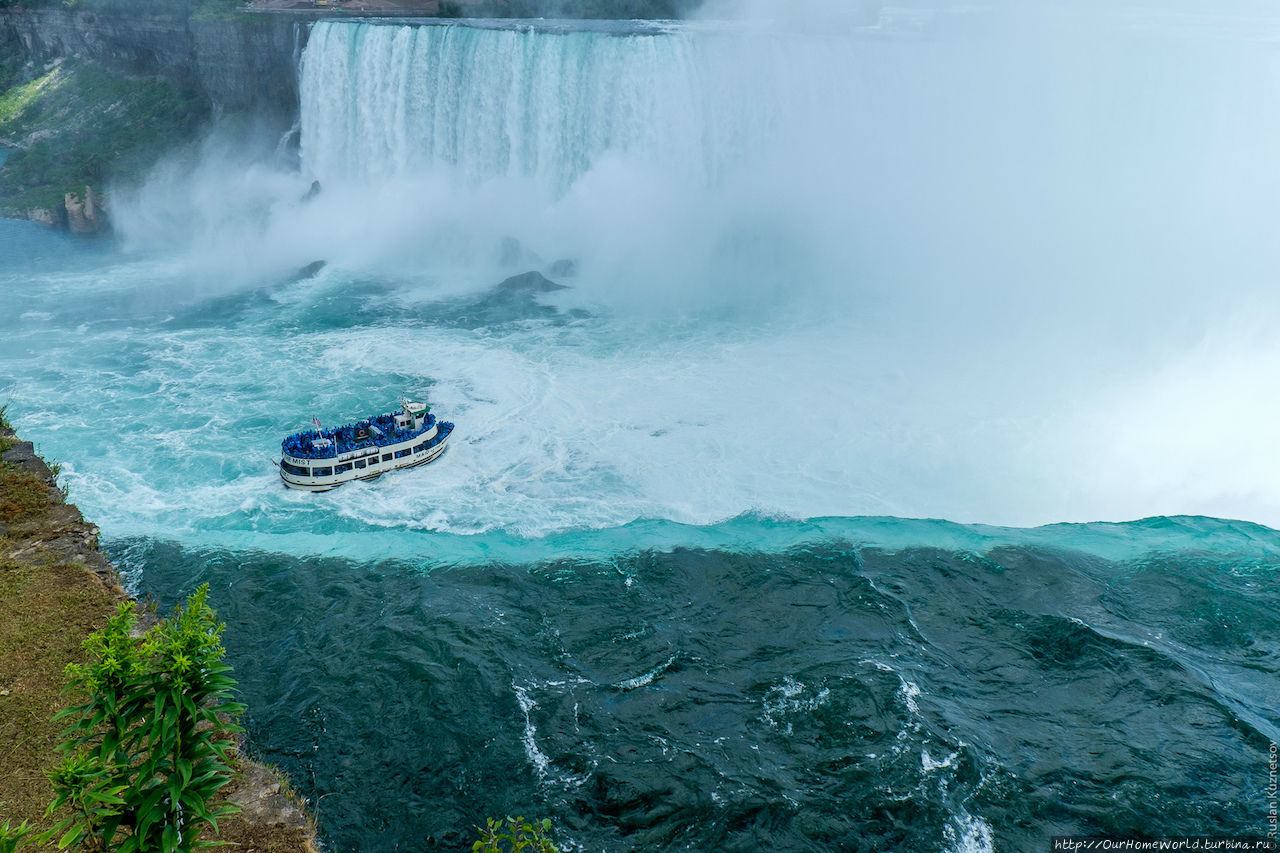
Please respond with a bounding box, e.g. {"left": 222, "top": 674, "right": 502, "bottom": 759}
{"left": 115, "top": 523, "right": 1280, "bottom": 851}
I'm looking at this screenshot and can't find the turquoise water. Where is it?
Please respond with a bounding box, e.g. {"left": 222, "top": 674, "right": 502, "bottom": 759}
{"left": 4, "top": 4, "right": 1280, "bottom": 850}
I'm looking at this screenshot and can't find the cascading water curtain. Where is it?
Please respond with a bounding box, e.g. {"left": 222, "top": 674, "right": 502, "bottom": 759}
{"left": 297, "top": 20, "right": 858, "bottom": 195}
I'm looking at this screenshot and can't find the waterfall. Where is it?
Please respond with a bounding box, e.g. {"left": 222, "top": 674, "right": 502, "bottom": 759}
{"left": 300, "top": 22, "right": 707, "bottom": 192}
{"left": 295, "top": 13, "right": 1280, "bottom": 318}
{"left": 296, "top": 20, "right": 870, "bottom": 194}
{"left": 294, "top": 20, "right": 849, "bottom": 302}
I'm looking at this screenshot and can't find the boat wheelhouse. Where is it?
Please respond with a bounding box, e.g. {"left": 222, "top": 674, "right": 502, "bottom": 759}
{"left": 279, "top": 400, "right": 453, "bottom": 491}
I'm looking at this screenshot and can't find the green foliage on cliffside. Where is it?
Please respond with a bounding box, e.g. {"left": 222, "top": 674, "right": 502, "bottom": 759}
{"left": 0, "top": 60, "right": 208, "bottom": 216}
{"left": 473, "top": 816, "right": 560, "bottom": 852}
{"left": 0, "top": 52, "right": 21, "bottom": 95}
{"left": 0, "top": 66, "right": 57, "bottom": 125}
{"left": 45, "top": 586, "right": 245, "bottom": 853}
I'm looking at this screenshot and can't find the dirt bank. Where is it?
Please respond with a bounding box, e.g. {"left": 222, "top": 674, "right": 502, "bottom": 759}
{"left": 0, "top": 422, "right": 318, "bottom": 852}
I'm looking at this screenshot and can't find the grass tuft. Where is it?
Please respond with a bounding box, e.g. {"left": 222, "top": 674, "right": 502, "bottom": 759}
{"left": 0, "top": 551, "right": 121, "bottom": 840}
{"left": 0, "top": 467, "right": 52, "bottom": 523}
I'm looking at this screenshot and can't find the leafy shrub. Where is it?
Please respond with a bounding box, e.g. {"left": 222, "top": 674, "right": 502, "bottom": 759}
{"left": 473, "top": 816, "right": 559, "bottom": 853}
{"left": 45, "top": 585, "right": 244, "bottom": 852}
{"left": 0, "top": 821, "right": 32, "bottom": 853}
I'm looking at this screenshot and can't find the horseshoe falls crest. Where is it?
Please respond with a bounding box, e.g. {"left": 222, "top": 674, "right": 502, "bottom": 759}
{"left": 4, "top": 4, "right": 1280, "bottom": 851}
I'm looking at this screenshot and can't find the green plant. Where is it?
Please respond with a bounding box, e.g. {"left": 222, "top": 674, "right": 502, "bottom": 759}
{"left": 46, "top": 585, "right": 245, "bottom": 852}
{"left": 472, "top": 816, "right": 559, "bottom": 853}
{"left": 46, "top": 459, "right": 67, "bottom": 499}
{"left": 0, "top": 820, "right": 33, "bottom": 853}
{"left": 45, "top": 751, "right": 128, "bottom": 850}
{"left": 0, "top": 401, "right": 13, "bottom": 454}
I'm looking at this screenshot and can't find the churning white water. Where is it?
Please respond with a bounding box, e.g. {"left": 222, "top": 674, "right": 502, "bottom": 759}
{"left": 8, "top": 1, "right": 1280, "bottom": 561}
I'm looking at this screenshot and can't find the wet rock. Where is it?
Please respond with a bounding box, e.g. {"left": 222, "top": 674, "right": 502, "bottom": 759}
{"left": 25, "top": 206, "right": 59, "bottom": 228}
{"left": 1, "top": 439, "right": 53, "bottom": 481}
{"left": 64, "top": 186, "right": 104, "bottom": 235}
{"left": 291, "top": 259, "right": 327, "bottom": 281}
{"left": 495, "top": 270, "right": 567, "bottom": 293}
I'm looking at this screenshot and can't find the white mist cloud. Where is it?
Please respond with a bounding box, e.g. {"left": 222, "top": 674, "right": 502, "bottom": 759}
{"left": 107, "top": 3, "right": 1280, "bottom": 525}
{"left": 110, "top": 124, "right": 317, "bottom": 285}
{"left": 694, "top": 0, "right": 882, "bottom": 28}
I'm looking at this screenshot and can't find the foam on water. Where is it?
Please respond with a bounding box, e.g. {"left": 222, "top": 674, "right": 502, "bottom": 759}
{"left": 512, "top": 682, "right": 553, "bottom": 781}
{"left": 945, "top": 810, "right": 996, "bottom": 853}
{"left": 9, "top": 1, "right": 1280, "bottom": 552}
{"left": 7, "top": 253, "right": 1280, "bottom": 564}
{"left": 9, "top": 217, "right": 1280, "bottom": 565}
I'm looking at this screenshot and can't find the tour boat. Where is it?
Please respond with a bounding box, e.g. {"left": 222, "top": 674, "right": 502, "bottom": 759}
{"left": 279, "top": 399, "right": 453, "bottom": 491}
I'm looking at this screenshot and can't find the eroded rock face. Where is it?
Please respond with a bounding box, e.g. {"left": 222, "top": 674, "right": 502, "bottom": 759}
{"left": 25, "top": 206, "right": 59, "bottom": 227}
{"left": 64, "top": 185, "right": 103, "bottom": 235}
{"left": 0, "top": 434, "right": 115, "bottom": 583}
{"left": 20, "top": 190, "right": 107, "bottom": 233}
{"left": 0, "top": 7, "right": 302, "bottom": 115}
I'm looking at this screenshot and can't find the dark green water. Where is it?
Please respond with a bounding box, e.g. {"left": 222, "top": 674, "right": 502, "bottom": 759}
{"left": 113, "top": 516, "right": 1280, "bottom": 852}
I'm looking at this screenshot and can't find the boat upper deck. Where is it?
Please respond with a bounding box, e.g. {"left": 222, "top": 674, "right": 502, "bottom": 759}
{"left": 282, "top": 410, "right": 436, "bottom": 460}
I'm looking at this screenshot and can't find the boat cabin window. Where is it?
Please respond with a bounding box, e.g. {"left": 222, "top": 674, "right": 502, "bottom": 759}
{"left": 394, "top": 448, "right": 412, "bottom": 459}
{"left": 354, "top": 459, "right": 366, "bottom": 469}
{"left": 382, "top": 453, "right": 393, "bottom": 462}
{"left": 313, "top": 466, "right": 334, "bottom": 477}
{"left": 335, "top": 463, "right": 352, "bottom": 473}
{"left": 414, "top": 442, "right": 427, "bottom": 453}
{"left": 280, "top": 461, "right": 309, "bottom": 477}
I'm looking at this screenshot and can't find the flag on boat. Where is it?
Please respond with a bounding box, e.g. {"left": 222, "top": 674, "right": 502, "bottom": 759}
{"left": 312, "top": 416, "right": 323, "bottom": 429}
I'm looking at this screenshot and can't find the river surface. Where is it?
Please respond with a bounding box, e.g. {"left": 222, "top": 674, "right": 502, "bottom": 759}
{"left": 3, "top": 2, "right": 1280, "bottom": 850}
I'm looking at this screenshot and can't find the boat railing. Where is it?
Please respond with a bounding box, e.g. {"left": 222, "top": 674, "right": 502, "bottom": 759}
{"left": 281, "top": 413, "right": 438, "bottom": 460}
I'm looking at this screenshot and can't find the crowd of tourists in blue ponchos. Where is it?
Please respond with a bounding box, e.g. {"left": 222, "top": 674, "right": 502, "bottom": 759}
{"left": 281, "top": 412, "right": 433, "bottom": 460}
